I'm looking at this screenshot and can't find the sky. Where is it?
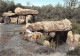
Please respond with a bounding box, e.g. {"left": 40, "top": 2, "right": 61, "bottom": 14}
{"left": 13, "top": 0, "right": 64, "bottom": 6}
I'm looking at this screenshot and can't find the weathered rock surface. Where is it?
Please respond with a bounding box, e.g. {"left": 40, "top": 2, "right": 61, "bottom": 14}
{"left": 73, "top": 34, "right": 80, "bottom": 47}
{"left": 42, "top": 40, "right": 50, "bottom": 46}
{"left": 15, "top": 7, "right": 39, "bottom": 15}
{"left": 24, "top": 32, "right": 43, "bottom": 42}
{"left": 32, "top": 19, "right": 72, "bottom": 32}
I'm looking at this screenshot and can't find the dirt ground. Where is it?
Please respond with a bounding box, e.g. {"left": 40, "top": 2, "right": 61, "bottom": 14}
{"left": 0, "top": 24, "right": 69, "bottom": 56}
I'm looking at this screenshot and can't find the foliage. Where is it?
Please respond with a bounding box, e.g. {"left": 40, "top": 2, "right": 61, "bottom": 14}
{"left": 0, "top": 0, "right": 24, "bottom": 16}
{"left": 0, "top": 0, "right": 80, "bottom": 22}
{"left": 0, "top": 0, "right": 80, "bottom": 34}
{"left": 72, "top": 21, "right": 80, "bottom": 34}
{"left": 63, "top": 0, "right": 79, "bottom": 8}
{"left": 50, "top": 40, "right": 56, "bottom": 48}
{"left": 78, "top": 44, "right": 80, "bottom": 47}
{"left": 36, "top": 35, "right": 49, "bottom": 45}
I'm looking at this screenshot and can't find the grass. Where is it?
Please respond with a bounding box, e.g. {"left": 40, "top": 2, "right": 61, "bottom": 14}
{"left": 50, "top": 40, "right": 56, "bottom": 48}
{"left": 0, "top": 17, "right": 2, "bottom": 20}
{"left": 36, "top": 35, "right": 49, "bottom": 44}
{"left": 35, "top": 46, "right": 55, "bottom": 54}
{"left": 67, "top": 46, "right": 80, "bottom": 56}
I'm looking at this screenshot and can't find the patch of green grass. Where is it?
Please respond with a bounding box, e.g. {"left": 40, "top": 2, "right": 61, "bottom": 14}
{"left": 36, "top": 35, "right": 49, "bottom": 45}
{"left": 50, "top": 40, "right": 56, "bottom": 48}
{"left": 0, "top": 17, "right": 2, "bottom": 20}
{"left": 78, "top": 44, "right": 80, "bottom": 47}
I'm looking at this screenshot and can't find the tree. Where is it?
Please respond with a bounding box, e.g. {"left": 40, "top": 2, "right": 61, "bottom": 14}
{"left": 6, "top": 1, "right": 16, "bottom": 12}
{"left": 63, "top": 0, "right": 78, "bottom": 8}
{"left": 0, "top": 0, "right": 8, "bottom": 16}
{"left": 26, "top": 1, "right": 31, "bottom": 6}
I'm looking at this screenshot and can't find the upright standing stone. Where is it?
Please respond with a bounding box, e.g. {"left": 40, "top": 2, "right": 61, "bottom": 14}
{"left": 66, "top": 31, "right": 74, "bottom": 46}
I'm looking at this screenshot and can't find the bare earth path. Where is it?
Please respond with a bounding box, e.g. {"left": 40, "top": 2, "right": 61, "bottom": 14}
{"left": 0, "top": 24, "right": 67, "bottom": 56}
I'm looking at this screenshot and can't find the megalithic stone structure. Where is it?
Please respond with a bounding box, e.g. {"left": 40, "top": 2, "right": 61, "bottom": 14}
{"left": 15, "top": 7, "right": 38, "bottom": 24}
{"left": 23, "top": 19, "right": 73, "bottom": 46}
{"left": 2, "top": 7, "right": 38, "bottom": 24}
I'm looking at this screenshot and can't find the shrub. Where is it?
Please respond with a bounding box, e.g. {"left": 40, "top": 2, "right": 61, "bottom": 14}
{"left": 72, "top": 22, "right": 80, "bottom": 34}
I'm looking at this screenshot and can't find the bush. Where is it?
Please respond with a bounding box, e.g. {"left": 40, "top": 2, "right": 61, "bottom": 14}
{"left": 72, "top": 22, "right": 80, "bottom": 34}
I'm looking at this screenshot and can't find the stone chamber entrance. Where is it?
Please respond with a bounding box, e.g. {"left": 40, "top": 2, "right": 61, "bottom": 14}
{"left": 49, "top": 31, "right": 68, "bottom": 46}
